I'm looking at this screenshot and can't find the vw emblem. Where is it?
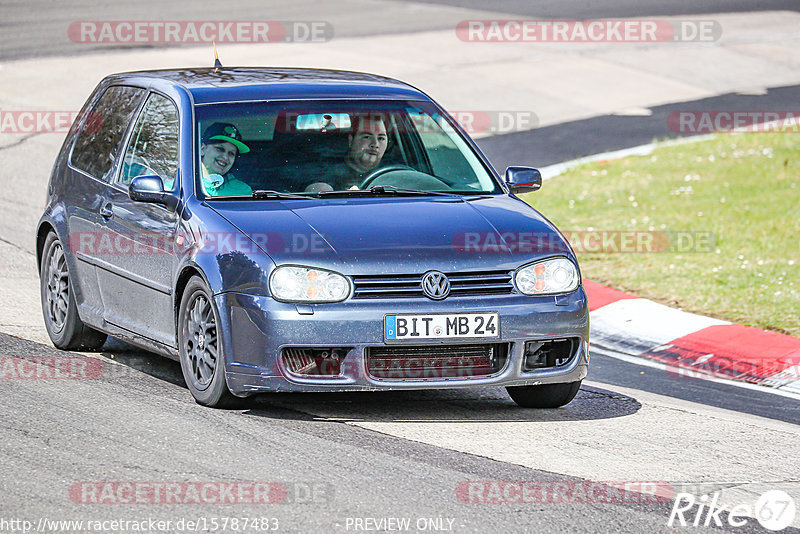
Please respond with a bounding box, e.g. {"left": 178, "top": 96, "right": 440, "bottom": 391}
{"left": 421, "top": 271, "right": 451, "bottom": 300}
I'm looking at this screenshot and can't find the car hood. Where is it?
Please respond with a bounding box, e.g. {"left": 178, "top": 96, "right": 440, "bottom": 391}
{"left": 208, "top": 195, "right": 571, "bottom": 274}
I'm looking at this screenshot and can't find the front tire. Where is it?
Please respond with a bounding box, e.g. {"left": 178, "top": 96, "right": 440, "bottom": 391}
{"left": 178, "top": 276, "right": 237, "bottom": 408}
{"left": 506, "top": 381, "right": 582, "bottom": 408}
{"left": 40, "top": 232, "right": 107, "bottom": 350}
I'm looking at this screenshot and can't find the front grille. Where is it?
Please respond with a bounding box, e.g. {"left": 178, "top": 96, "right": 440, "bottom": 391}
{"left": 352, "top": 270, "right": 514, "bottom": 299}
{"left": 366, "top": 343, "right": 509, "bottom": 380}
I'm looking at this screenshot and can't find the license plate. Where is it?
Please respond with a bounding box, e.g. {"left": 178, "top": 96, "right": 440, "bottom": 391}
{"left": 384, "top": 312, "right": 499, "bottom": 340}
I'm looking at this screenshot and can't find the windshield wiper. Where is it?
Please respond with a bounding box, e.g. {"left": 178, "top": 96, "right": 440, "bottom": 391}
{"left": 251, "top": 190, "right": 313, "bottom": 200}
{"left": 208, "top": 190, "right": 313, "bottom": 200}
{"left": 318, "top": 185, "right": 457, "bottom": 198}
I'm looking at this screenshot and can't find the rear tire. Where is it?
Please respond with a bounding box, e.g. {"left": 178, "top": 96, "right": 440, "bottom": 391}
{"left": 178, "top": 276, "right": 238, "bottom": 408}
{"left": 40, "top": 232, "right": 107, "bottom": 350}
{"left": 506, "top": 380, "right": 582, "bottom": 408}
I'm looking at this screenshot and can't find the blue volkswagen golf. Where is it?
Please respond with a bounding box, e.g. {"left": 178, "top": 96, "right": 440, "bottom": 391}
{"left": 37, "top": 67, "right": 589, "bottom": 408}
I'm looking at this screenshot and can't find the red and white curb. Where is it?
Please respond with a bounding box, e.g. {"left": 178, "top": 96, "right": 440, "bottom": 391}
{"left": 538, "top": 137, "right": 800, "bottom": 396}
{"left": 585, "top": 279, "right": 800, "bottom": 396}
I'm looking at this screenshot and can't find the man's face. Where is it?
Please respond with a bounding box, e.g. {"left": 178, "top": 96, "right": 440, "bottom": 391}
{"left": 347, "top": 118, "right": 388, "bottom": 173}
{"left": 201, "top": 141, "right": 238, "bottom": 175}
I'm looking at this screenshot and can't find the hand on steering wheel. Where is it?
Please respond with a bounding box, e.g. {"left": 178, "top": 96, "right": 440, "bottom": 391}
{"left": 359, "top": 165, "right": 415, "bottom": 189}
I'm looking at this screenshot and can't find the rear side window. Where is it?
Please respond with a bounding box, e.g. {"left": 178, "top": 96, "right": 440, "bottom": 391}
{"left": 71, "top": 85, "right": 145, "bottom": 181}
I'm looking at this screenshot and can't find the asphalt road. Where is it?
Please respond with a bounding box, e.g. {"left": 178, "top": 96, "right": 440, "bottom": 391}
{"left": 2, "top": 0, "right": 798, "bottom": 61}
{"left": 478, "top": 83, "right": 800, "bottom": 169}
{"left": 1, "top": 332, "right": 794, "bottom": 534}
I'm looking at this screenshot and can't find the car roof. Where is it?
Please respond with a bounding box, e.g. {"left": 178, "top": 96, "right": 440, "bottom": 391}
{"left": 106, "top": 67, "right": 431, "bottom": 105}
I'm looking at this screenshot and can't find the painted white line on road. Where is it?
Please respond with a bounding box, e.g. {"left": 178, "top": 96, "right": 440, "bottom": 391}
{"left": 590, "top": 345, "right": 800, "bottom": 401}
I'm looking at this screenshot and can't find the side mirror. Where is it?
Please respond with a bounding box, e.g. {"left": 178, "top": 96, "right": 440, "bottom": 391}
{"left": 129, "top": 175, "right": 178, "bottom": 210}
{"left": 505, "top": 166, "right": 542, "bottom": 194}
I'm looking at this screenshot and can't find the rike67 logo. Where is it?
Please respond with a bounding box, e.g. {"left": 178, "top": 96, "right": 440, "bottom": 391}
{"left": 669, "top": 490, "right": 796, "bottom": 531}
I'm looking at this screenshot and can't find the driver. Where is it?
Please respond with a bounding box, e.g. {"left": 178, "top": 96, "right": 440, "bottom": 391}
{"left": 307, "top": 114, "right": 388, "bottom": 192}
{"left": 200, "top": 122, "right": 253, "bottom": 196}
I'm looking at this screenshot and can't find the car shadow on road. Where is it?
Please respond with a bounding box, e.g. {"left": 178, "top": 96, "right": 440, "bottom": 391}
{"left": 247, "top": 384, "right": 641, "bottom": 423}
{"left": 98, "top": 337, "right": 187, "bottom": 387}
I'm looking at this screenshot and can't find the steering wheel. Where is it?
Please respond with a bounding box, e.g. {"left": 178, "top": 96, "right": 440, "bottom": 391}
{"left": 359, "top": 165, "right": 416, "bottom": 189}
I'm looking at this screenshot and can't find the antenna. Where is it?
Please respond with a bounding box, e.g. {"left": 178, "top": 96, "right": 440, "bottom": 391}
{"left": 213, "top": 41, "right": 222, "bottom": 70}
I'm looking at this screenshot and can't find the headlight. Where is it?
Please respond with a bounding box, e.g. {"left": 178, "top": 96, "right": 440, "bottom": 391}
{"left": 269, "top": 266, "right": 350, "bottom": 303}
{"left": 515, "top": 257, "right": 579, "bottom": 296}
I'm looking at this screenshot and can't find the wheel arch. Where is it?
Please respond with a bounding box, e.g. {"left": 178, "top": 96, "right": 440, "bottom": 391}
{"left": 36, "top": 221, "right": 57, "bottom": 273}
{"left": 174, "top": 264, "right": 210, "bottom": 333}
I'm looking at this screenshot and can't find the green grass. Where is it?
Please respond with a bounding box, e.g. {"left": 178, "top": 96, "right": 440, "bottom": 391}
{"left": 522, "top": 132, "right": 800, "bottom": 336}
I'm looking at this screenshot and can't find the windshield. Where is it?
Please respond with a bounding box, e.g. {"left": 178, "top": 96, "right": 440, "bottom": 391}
{"left": 194, "top": 100, "right": 502, "bottom": 198}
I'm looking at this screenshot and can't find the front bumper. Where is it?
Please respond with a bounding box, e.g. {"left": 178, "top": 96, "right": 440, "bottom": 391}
{"left": 215, "top": 288, "right": 589, "bottom": 396}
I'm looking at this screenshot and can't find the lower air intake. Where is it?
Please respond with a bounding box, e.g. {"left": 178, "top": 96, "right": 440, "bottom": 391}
{"left": 366, "top": 343, "right": 509, "bottom": 380}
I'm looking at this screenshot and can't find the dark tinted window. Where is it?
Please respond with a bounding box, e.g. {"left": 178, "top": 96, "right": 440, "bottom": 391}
{"left": 119, "top": 93, "right": 179, "bottom": 190}
{"left": 71, "top": 85, "right": 145, "bottom": 181}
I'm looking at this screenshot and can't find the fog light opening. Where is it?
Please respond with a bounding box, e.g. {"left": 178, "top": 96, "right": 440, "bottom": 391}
{"left": 282, "top": 347, "right": 351, "bottom": 377}
{"left": 523, "top": 338, "right": 577, "bottom": 370}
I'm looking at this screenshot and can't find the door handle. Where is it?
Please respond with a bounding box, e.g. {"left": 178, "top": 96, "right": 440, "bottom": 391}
{"left": 99, "top": 203, "right": 114, "bottom": 219}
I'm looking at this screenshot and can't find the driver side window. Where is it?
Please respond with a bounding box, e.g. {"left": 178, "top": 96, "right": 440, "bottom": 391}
{"left": 119, "top": 93, "right": 179, "bottom": 189}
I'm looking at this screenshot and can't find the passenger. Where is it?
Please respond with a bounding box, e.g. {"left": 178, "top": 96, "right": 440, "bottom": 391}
{"left": 200, "top": 122, "right": 253, "bottom": 196}
{"left": 307, "top": 114, "right": 389, "bottom": 192}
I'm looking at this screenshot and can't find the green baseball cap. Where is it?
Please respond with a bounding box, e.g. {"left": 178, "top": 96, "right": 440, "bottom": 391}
{"left": 201, "top": 122, "right": 250, "bottom": 154}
